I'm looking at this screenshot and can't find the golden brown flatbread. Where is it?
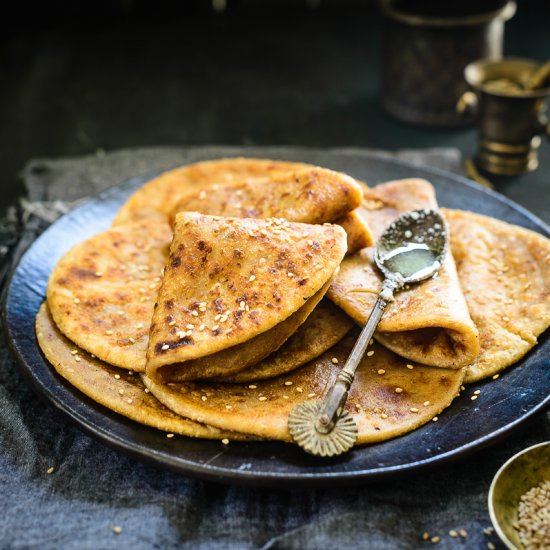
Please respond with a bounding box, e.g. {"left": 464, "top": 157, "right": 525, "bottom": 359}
{"left": 328, "top": 179, "right": 480, "bottom": 369}
{"left": 336, "top": 210, "right": 373, "bottom": 254}
{"left": 113, "top": 157, "right": 312, "bottom": 226}
{"left": 47, "top": 220, "right": 172, "bottom": 372}
{"left": 444, "top": 209, "right": 550, "bottom": 383}
{"left": 143, "top": 331, "right": 465, "bottom": 444}
{"left": 36, "top": 303, "right": 249, "bottom": 440}
{"left": 169, "top": 167, "right": 373, "bottom": 252}
{"left": 213, "top": 300, "right": 354, "bottom": 383}
{"left": 146, "top": 213, "right": 348, "bottom": 381}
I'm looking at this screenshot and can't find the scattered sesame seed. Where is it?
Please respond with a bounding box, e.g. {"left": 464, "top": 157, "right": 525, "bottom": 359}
{"left": 395, "top": 387, "right": 403, "bottom": 393}
{"left": 487, "top": 543, "right": 495, "bottom": 550}
{"left": 431, "top": 536, "right": 440, "bottom": 544}
{"left": 423, "top": 401, "right": 431, "bottom": 407}
{"left": 249, "top": 275, "right": 256, "bottom": 282}
{"left": 136, "top": 323, "right": 144, "bottom": 329}
{"left": 483, "top": 527, "right": 494, "bottom": 535}
{"left": 474, "top": 390, "right": 481, "bottom": 395}
{"left": 161, "top": 344, "right": 169, "bottom": 351}
{"left": 406, "top": 364, "right": 414, "bottom": 369}
{"left": 432, "top": 416, "right": 438, "bottom": 422}
{"left": 377, "top": 369, "right": 386, "bottom": 375}
{"left": 331, "top": 357, "right": 339, "bottom": 364}
{"left": 283, "top": 395, "right": 289, "bottom": 399}
{"left": 129, "top": 337, "right": 136, "bottom": 344}
{"left": 219, "top": 314, "right": 228, "bottom": 323}
{"left": 191, "top": 311, "right": 199, "bottom": 317}
{"left": 381, "top": 413, "right": 388, "bottom": 419}
{"left": 287, "top": 272, "right": 295, "bottom": 278}
{"left": 211, "top": 325, "right": 219, "bottom": 331}
{"left": 74, "top": 356, "right": 81, "bottom": 362}
{"left": 225, "top": 405, "right": 232, "bottom": 410}
{"left": 144, "top": 388, "right": 150, "bottom": 393}
{"left": 492, "top": 374, "right": 499, "bottom": 380}
{"left": 47, "top": 467, "right": 54, "bottom": 474}
{"left": 71, "top": 349, "right": 78, "bottom": 355}
{"left": 459, "top": 529, "right": 468, "bottom": 538}
{"left": 367, "top": 350, "right": 375, "bottom": 357}
{"left": 214, "top": 314, "right": 221, "bottom": 321}
{"left": 315, "top": 264, "right": 323, "bottom": 270}
{"left": 166, "top": 433, "right": 174, "bottom": 438}
{"left": 258, "top": 396, "right": 267, "bottom": 401}
{"left": 248, "top": 385, "right": 257, "bottom": 389}
{"left": 199, "top": 324, "right": 206, "bottom": 331}
{"left": 284, "top": 381, "right": 293, "bottom": 386}
{"left": 114, "top": 374, "right": 120, "bottom": 379}
{"left": 308, "top": 393, "right": 316, "bottom": 398}
{"left": 471, "top": 395, "right": 478, "bottom": 401}
{"left": 410, "top": 407, "right": 419, "bottom": 413}
{"left": 118, "top": 389, "right": 124, "bottom": 395}
{"left": 127, "top": 398, "right": 133, "bottom": 404}
{"left": 176, "top": 331, "right": 185, "bottom": 339}
{"left": 112, "top": 526, "right": 123, "bottom": 535}
{"left": 422, "top": 532, "right": 430, "bottom": 541}
{"left": 239, "top": 301, "right": 246, "bottom": 309}
{"left": 117, "top": 310, "right": 124, "bottom": 315}
{"left": 201, "top": 396, "right": 208, "bottom": 401}
{"left": 221, "top": 438, "right": 230, "bottom": 445}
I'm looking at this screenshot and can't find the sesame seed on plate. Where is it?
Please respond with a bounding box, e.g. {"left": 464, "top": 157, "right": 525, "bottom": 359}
{"left": 221, "top": 438, "right": 230, "bottom": 445}
{"left": 112, "top": 526, "right": 123, "bottom": 535}
{"left": 74, "top": 356, "right": 81, "bottom": 362}
{"left": 331, "top": 357, "right": 339, "bottom": 364}
{"left": 114, "top": 374, "right": 120, "bottom": 379}
{"left": 471, "top": 395, "right": 478, "bottom": 401}
{"left": 47, "top": 467, "right": 54, "bottom": 474}
{"left": 492, "top": 374, "right": 499, "bottom": 380}
{"left": 432, "top": 416, "right": 438, "bottom": 422}
{"left": 367, "top": 350, "right": 374, "bottom": 357}
{"left": 166, "top": 433, "right": 174, "bottom": 438}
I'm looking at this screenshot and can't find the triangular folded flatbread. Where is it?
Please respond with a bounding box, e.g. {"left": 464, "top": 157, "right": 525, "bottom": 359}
{"left": 47, "top": 220, "right": 172, "bottom": 372}
{"left": 113, "top": 157, "right": 312, "bottom": 226}
{"left": 143, "top": 332, "right": 464, "bottom": 443}
{"left": 328, "top": 179, "right": 480, "bottom": 369}
{"left": 444, "top": 209, "right": 550, "bottom": 383}
{"left": 36, "top": 303, "right": 250, "bottom": 440}
{"left": 146, "top": 213, "right": 348, "bottom": 381}
{"left": 169, "top": 167, "right": 372, "bottom": 253}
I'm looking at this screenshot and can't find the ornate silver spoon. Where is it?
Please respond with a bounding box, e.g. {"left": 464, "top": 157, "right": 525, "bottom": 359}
{"left": 287, "top": 208, "right": 448, "bottom": 457}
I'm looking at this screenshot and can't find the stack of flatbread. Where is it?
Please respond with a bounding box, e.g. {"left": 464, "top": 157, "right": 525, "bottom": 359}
{"left": 37, "top": 158, "right": 550, "bottom": 446}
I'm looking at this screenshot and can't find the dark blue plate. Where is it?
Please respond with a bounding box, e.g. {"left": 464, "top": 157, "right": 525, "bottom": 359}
{"left": 3, "top": 151, "right": 549, "bottom": 487}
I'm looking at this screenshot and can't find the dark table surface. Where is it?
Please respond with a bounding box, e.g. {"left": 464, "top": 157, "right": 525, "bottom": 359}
{"left": 1, "top": 0, "right": 550, "bottom": 222}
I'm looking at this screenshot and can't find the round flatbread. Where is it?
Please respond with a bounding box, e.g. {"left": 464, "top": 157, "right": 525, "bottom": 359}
{"left": 36, "top": 303, "right": 248, "bottom": 440}
{"left": 47, "top": 220, "right": 172, "bottom": 372}
{"left": 444, "top": 208, "right": 550, "bottom": 383}
{"left": 143, "top": 331, "right": 465, "bottom": 444}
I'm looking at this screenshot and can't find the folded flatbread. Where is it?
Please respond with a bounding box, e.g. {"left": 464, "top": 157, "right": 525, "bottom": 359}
{"left": 47, "top": 220, "right": 172, "bottom": 372}
{"left": 169, "top": 167, "right": 373, "bottom": 252}
{"left": 143, "top": 331, "right": 464, "bottom": 443}
{"left": 113, "top": 157, "right": 312, "bottom": 226}
{"left": 444, "top": 209, "right": 550, "bottom": 383}
{"left": 146, "top": 213, "right": 348, "bottom": 381}
{"left": 213, "top": 300, "right": 354, "bottom": 383}
{"left": 328, "top": 179, "right": 480, "bottom": 369}
{"left": 36, "top": 303, "right": 249, "bottom": 440}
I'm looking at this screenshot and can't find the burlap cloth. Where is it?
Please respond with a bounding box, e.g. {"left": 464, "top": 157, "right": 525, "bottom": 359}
{"left": 0, "top": 146, "right": 547, "bottom": 549}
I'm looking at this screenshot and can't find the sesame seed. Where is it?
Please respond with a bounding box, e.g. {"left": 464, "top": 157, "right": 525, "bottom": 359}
{"left": 214, "top": 314, "right": 221, "bottom": 321}
{"left": 432, "top": 416, "right": 438, "bottom": 422}
{"left": 248, "top": 385, "right": 257, "bottom": 389}
{"left": 166, "top": 433, "right": 174, "bottom": 438}
{"left": 47, "top": 467, "right": 54, "bottom": 474}
{"left": 136, "top": 323, "right": 144, "bottom": 329}
{"left": 117, "top": 310, "right": 124, "bottom": 315}
{"left": 199, "top": 324, "right": 205, "bottom": 331}
{"left": 331, "top": 357, "right": 339, "bottom": 364}
{"left": 201, "top": 396, "right": 207, "bottom": 401}
{"left": 395, "top": 387, "right": 403, "bottom": 393}
{"left": 471, "top": 395, "right": 478, "bottom": 401}
{"left": 74, "top": 298, "right": 81, "bottom": 304}
{"left": 431, "top": 536, "right": 440, "bottom": 544}
{"left": 221, "top": 438, "right": 230, "bottom": 445}
{"left": 161, "top": 344, "right": 169, "bottom": 350}
{"left": 283, "top": 395, "right": 289, "bottom": 399}
{"left": 487, "top": 543, "right": 495, "bottom": 550}
{"left": 128, "top": 337, "right": 135, "bottom": 344}
{"left": 118, "top": 389, "right": 124, "bottom": 395}
{"left": 315, "top": 264, "right": 323, "bottom": 270}
{"left": 191, "top": 311, "right": 199, "bottom": 317}
{"left": 377, "top": 369, "right": 386, "bottom": 375}
{"left": 240, "top": 301, "right": 246, "bottom": 309}
{"left": 410, "top": 407, "right": 419, "bottom": 413}
{"left": 219, "top": 314, "right": 228, "bottom": 323}
{"left": 474, "top": 390, "right": 481, "bottom": 395}
{"left": 381, "top": 413, "right": 388, "bottom": 419}
{"left": 406, "top": 364, "right": 414, "bottom": 369}
{"left": 225, "top": 405, "right": 232, "bottom": 410}
{"left": 492, "top": 374, "right": 499, "bottom": 380}
{"left": 114, "top": 374, "right": 120, "bottom": 379}
{"left": 287, "top": 272, "right": 295, "bottom": 278}
{"left": 258, "top": 396, "right": 267, "bottom": 401}
{"left": 483, "top": 527, "right": 494, "bottom": 535}
{"left": 74, "top": 356, "right": 81, "bottom": 362}
{"left": 71, "top": 349, "right": 78, "bottom": 355}
{"left": 367, "top": 350, "right": 375, "bottom": 357}
{"left": 211, "top": 325, "right": 219, "bottom": 331}
{"left": 422, "top": 533, "right": 430, "bottom": 541}
{"left": 296, "top": 387, "right": 303, "bottom": 393}
{"left": 308, "top": 393, "right": 316, "bottom": 398}
{"left": 186, "top": 324, "right": 195, "bottom": 330}
{"left": 423, "top": 401, "right": 431, "bottom": 406}
{"left": 176, "top": 331, "right": 185, "bottom": 338}
{"left": 459, "top": 529, "right": 468, "bottom": 538}
{"left": 127, "top": 398, "right": 133, "bottom": 404}
{"left": 144, "top": 388, "right": 150, "bottom": 393}
{"left": 249, "top": 275, "right": 256, "bottom": 282}
{"left": 112, "top": 526, "right": 123, "bottom": 535}
{"left": 284, "top": 381, "right": 293, "bottom": 386}
{"left": 185, "top": 330, "right": 193, "bottom": 337}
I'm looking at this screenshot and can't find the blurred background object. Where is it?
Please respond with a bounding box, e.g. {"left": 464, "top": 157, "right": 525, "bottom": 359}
{"left": 379, "top": 0, "right": 516, "bottom": 127}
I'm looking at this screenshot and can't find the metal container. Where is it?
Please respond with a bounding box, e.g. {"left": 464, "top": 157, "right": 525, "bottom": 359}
{"left": 379, "top": 0, "right": 516, "bottom": 127}
{"left": 458, "top": 58, "right": 550, "bottom": 175}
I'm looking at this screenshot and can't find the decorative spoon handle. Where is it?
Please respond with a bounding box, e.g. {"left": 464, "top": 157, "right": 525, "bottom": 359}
{"left": 315, "top": 277, "right": 401, "bottom": 434}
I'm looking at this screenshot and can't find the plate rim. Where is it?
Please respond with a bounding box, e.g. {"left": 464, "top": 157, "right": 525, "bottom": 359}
{"left": 3, "top": 153, "right": 549, "bottom": 487}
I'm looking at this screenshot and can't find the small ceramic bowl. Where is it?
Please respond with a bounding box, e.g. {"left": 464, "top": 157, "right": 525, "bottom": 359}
{"left": 488, "top": 441, "right": 550, "bottom": 549}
